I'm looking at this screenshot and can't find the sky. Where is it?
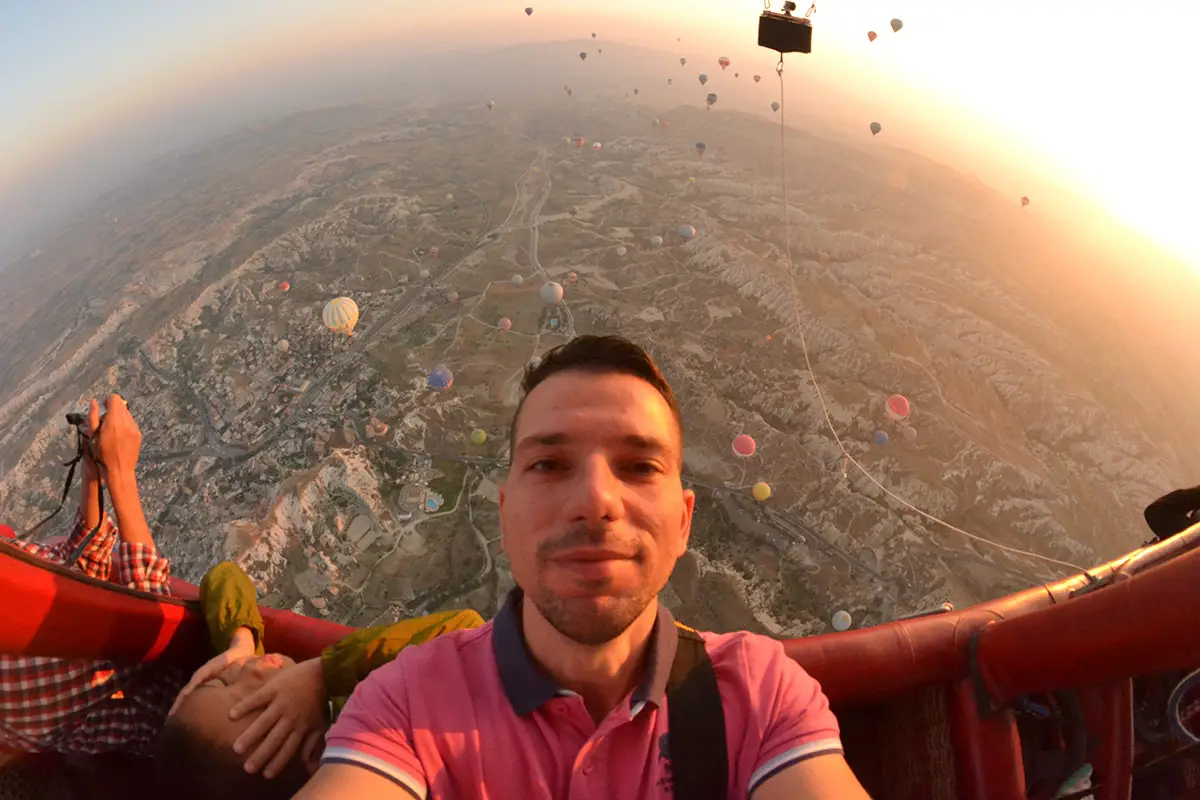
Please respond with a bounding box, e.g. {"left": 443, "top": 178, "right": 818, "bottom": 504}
{"left": 1, "top": 0, "right": 1198, "bottom": 268}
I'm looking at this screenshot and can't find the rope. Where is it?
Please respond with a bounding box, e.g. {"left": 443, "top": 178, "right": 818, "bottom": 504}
{"left": 773, "top": 56, "right": 1092, "bottom": 577}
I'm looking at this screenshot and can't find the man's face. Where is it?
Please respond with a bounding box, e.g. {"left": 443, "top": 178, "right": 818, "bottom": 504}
{"left": 500, "top": 370, "right": 694, "bottom": 645}
{"left": 171, "top": 654, "right": 294, "bottom": 752}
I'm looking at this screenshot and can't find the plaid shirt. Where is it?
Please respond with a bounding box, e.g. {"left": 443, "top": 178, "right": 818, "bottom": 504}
{"left": 0, "top": 511, "right": 186, "bottom": 756}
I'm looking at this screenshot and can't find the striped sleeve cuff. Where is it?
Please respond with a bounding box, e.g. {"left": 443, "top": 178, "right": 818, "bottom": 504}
{"left": 748, "top": 738, "right": 845, "bottom": 795}
{"left": 321, "top": 747, "right": 426, "bottom": 799}
{"left": 114, "top": 542, "right": 172, "bottom": 595}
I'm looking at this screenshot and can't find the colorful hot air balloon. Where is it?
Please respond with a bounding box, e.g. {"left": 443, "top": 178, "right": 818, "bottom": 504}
{"left": 525, "top": 7, "right": 533, "bottom": 16}
{"left": 771, "top": 101, "right": 780, "bottom": 113}
{"left": 1021, "top": 196, "right": 1030, "bottom": 208}
{"left": 322, "top": 297, "right": 359, "bottom": 336}
{"left": 678, "top": 224, "right": 696, "bottom": 240}
{"left": 705, "top": 93, "right": 718, "bottom": 109}
{"left": 680, "top": 57, "right": 687, "bottom": 66}
{"left": 718, "top": 56, "right": 731, "bottom": 70}
{"left": 695, "top": 142, "right": 707, "bottom": 157}
{"left": 540, "top": 282, "right": 564, "bottom": 305}
{"left": 579, "top": 52, "right": 587, "bottom": 61}
{"left": 753, "top": 74, "right": 762, "bottom": 83}
{"left": 592, "top": 142, "right": 602, "bottom": 151}
{"left": 698, "top": 73, "right": 708, "bottom": 85}
{"left": 868, "top": 31, "right": 878, "bottom": 42}
{"left": 885, "top": 394, "right": 911, "bottom": 421}
{"left": 498, "top": 317, "right": 512, "bottom": 332}
{"left": 890, "top": 18, "right": 903, "bottom": 32}
{"left": 568, "top": 271, "right": 578, "bottom": 284}
{"left": 511, "top": 274, "right": 524, "bottom": 286}
{"left": 574, "top": 137, "right": 585, "bottom": 148}
{"left": 428, "top": 366, "right": 454, "bottom": 392}
{"left": 753, "top": 482, "right": 771, "bottom": 501}
{"left": 873, "top": 430, "right": 890, "bottom": 446}
{"left": 870, "top": 122, "right": 882, "bottom": 136}
{"left": 650, "top": 235, "right": 664, "bottom": 248}
{"left": 732, "top": 434, "right": 757, "bottom": 458}
{"left": 278, "top": 281, "right": 290, "bottom": 292}
{"left": 470, "top": 428, "right": 487, "bottom": 445}
{"left": 832, "top": 610, "right": 853, "bottom": 632}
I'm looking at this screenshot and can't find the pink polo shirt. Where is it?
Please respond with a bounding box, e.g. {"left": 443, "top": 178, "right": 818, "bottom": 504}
{"left": 322, "top": 590, "right": 842, "bottom": 799}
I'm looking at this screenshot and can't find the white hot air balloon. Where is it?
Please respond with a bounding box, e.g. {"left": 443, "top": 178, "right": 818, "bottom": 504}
{"left": 650, "top": 235, "right": 664, "bottom": 248}
{"left": 539, "top": 282, "right": 564, "bottom": 305}
{"left": 832, "top": 610, "right": 853, "bottom": 632}
{"left": 511, "top": 274, "right": 524, "bottom": 287}
{"left": 616, "top": 246, "right": 627, "bottom": 256}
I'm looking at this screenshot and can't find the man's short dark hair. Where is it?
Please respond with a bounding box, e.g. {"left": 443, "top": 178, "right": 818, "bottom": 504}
{"left": 154, "top": 716, "right": 309, "bottom": 799}
{"left": 509, "top": 335, "right": 683, "bottom": 464}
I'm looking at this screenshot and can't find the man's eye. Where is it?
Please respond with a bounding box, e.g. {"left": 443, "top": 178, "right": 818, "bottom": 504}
{"left": 529, "top": 459, "right": 562, "bottom": 472}
{"left": 628, "top": 461, "right": 663, "bottom": 475}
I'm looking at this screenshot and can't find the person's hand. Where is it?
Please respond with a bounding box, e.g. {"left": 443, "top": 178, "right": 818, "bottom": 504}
{"left": 169, "top": 627, "right": 257, "bottom": 716}
{"left": 229, "top": 657, "right": 327, "bottom": 778}
{"left": 79, "top": 399, "right": 103, "bottom": 485}
{"left": 90, "top": 394, "right": 141, "bottom": 480}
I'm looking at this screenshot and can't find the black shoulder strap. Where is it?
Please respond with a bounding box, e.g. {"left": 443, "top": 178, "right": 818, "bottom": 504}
{"left": 666, "top": 622, "right": 728, "bottom": 800}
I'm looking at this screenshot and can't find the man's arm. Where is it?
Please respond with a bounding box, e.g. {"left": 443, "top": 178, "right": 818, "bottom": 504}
{"left": 753, "top": 753, "right": 869, "bottom": 800}
{"left": 296, "top": 763, "right": 416, "bottom": 799}
{"left": 1144, "top": 485, "right": 1200, "bottom": 540}
{"left": 321, "top": 609, "right": 483, "bottom": 698}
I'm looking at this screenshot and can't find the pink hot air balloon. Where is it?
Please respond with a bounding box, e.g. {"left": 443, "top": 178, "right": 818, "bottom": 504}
{"left": 429, "top": 246, "right": 440, "bottom": 259}
{"left": 568, "top": 271, "right": 578, "bottom": 284}
{"left": 732, "top": 434, "right": 757, "bottom": 458}
{"left": 868, "top": 31, "right": 878, "bottom": 42}
{"left": 885, "top": 394, "right": 911, "bottom": 421}
{"left": 498, "top": 317, "right": 512, "bottom": 332}
{"left": 593, "top": 142, "right": 602, "bottom": 151}
{"left": 718, "top": 56, "right": 731, "bottom": 70}
{"left": 278, "top": 281, "right": 290, "bottom": 292}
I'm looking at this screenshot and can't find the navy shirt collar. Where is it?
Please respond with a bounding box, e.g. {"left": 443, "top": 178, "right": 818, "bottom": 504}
{"left": 492, "top": 587, "right": 679, "bottom": 717}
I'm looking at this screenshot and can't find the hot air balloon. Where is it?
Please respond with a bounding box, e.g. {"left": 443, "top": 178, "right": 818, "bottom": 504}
{"left": 565, "top": 86, "right": 573, "bottom": 97}
{"left": 592, "top": 142, "right": 602, "bottom": 151}
{"left": 732, "top": 434, "right": 757, "bottom": 458}
{"left": 705, "top": 93, "right": 718, "bottom": 109}
{"left": 525, "top": 7, "right": 533, "bottom": 15}
{"left": 650, "top": 235, "right": 664, "bottom": 248}
{"left": 885, "top": 394, "right": 911, "bottom": 421}
{"left": 678, "top": 225, "right": 696, "bottom": 240}
{"left": 902, "top": 425, "right": 917, "bottom": 444}
{"left": 695, "top": 142, "right": 707, "bottom": 157}
{"left": 868, "top": 31, "right": 878, "bottom": 42}
{"left": 591, "top": 32, "right": 597, "bottom": 39}
{"left": 753, "top": 74, "right": 762, "bottom": 83}
{"left": 446, "top": 290, "right": 459, "bottom": 303}
{"left": 667, "top": 79, "right": 672, "bottom": 86}
{"left": 688, "top": 176, "right": 696, "bottom": 184}
{"left": 574, "top": 137, "right": 585, "bottom": 148}
{"left": 598, "top": 49, "right": 602, "bottom": 55}
{"left": 470, "top": 429, "right": 487, "bottom": 446}
{"left": 540, "top": 282, "right": 564, "bottom": 305}
{"left": 734, "top": 72, "right": 739, "bottom": 78}
{"left": 653, "top": 118, "right": 661, "bottom": 127}
{"left": 771, "top": 101, "right": 780, "bottom": 113}
{"left": 511, "top": 274, "right": 524, "bottom": 286}
{"left": 873, "top": 430, "right": 890, "bottom": 447}
{"left": 1021, "top": 196, "right": 1030, "bottom": 208}
{"left": 698, "top": 73, "right": 708, "bottom": 85}
{"left": 445, "top": 192, "right": 455, "bottom": 201}
{"left": 616, "top": 246, "right": 627, "bottom": 256}
{"left": 567, "top": 271, "right": 578, "bottom": 285}
{"left": 322, "top": 297, "right": 359, "bottom": 336}
{"left": 419, "top": 268, "right": 430, "bottom": 279}
{"left": 870, "top": 122, "right": 882, "bottom": 136}
{"left": 579, "top": 52, "right": 587, "bottom": 61}
{"left": 832, "top": 610, "right": 853, "bottom": 632}
{"left": 428, "top": 366, "right": 454, "bottom": 392}
{"left": 718, "top": 56, "right": 731, "bottom": 70}
{"left": 753, "top": 482, "right": 771, "bottom": 501}
{"left": 890, "top": 18, "right": 903, "bottom": 32}
{"left": 429, "top": 246, "right": 440, "bottom": 259}
{"left": 498, "top": 317, "right": 512, "bottom": 332}
{"left": 278, "top": 281, "right": 290, "bottom": 292}
{"left": 276, "top": 339, "right": 290, "bottom": 354}
{"left": 487, "top": 100, "right": 495, "bottom": 111}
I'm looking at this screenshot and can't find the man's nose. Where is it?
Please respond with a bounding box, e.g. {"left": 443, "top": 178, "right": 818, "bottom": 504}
{"left": 569, "top": 456, "right": 623, "bottom": 522}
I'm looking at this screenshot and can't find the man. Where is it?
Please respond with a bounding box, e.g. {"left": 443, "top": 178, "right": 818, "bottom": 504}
{"left": 299, "top": 335, "right": 868, "bottom": 799}
{"left": 1144, "top": 485, "right": 1200, "bottom": 542}
{"left": 0, "top": 394, "right": 179, "bottom": 759}
{"left": 158, "top": 561, "right": 483, "bottom": 798}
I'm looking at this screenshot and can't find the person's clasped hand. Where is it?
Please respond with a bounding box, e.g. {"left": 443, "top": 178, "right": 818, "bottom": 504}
{"left": 169, "top": 627, "right": 259, "bottom": 717}
{"left": 88, "top": 394, "right": 141, "bottom": 478}
{"left": 229, "top": 657, "right": 328, "bottom": 779}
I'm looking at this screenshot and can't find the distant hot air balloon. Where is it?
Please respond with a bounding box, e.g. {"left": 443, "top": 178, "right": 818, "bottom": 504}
{"left": 688, "top": 176, "right": 696, "bottom": 184}
{"left": 705, "top": 93, "right": 718, "bottom": 109}
{"left": 753, "top": 74, "right": 762, "bottom": 83}
{"left": 680, "top": 57, "right": 687, "bottom": 66}
{"left": 732, "top": 434, "right": 757, "bottom": 458}
{"left": 567, "top": 271, "right": 578, "bottom": 284}
{"left": 419, "top": 268, "right": 431, "bottom": 279}
{"left": 428, "top": 366, "right": 454, "bottom": 392}
{"left": 498, "top": 317, "right": 512, "bottom": 332}
{"left": 868, "top": 31, "right": 877, "bottom": 42}
{"left": 592, "top": 142, "right": 602, "bottom": 151}
{"left": 1021, "top": 196, "right": 1030, "bottom": 208}
{"left": 446, "top": 290, "right": 459, "bottom": 303}
{"left": 574, "top": 137, "right": 585, "bottom": 148}
{"left": 667, "top": 79, "right": 672, "bottom": 86}
{"left": 633, "top": 88, "right": 639, "bottom": 96}
{"left": 429, "top": 246, "right": 441, "bottom": 259}
{"left": 322, "top": 297, "right": 359, "bottom": 336}
{"left": 616, "top": 246, "right": 627, "bottom": 256}
{"left": 695, "top": 142, "right": 707, "bottom": 157}
{"left": 771, "top": 101, "right": 780, "bottom": 113}
{"left": 753, "top": 482, "right": 771, "bottom": 501}
{"left": 511, "top": 274, "right": 524, "bottom": 286}
{"left": 698, "top": 73, "right": 708, "bottom": 85}
{"left": 718, "top": 56, "right": 731, "bottom": 70}
{"left": 653, "top": 118, "right": 660, "bottom": 126}
{"left": 445, "top": 192, "right": 455, "bottom": 201}
{"left": 565, "top": 86, "right": 573, "bottom": 96}
{"left": 902, "top": 425, "right": 917, "bottom": 444}
{"left": 873, "top": 430, "right": 890, "bottom": 446}
{"left": 470, "top": 428, "right": 487, "bottom": 445}
{"left": 591, "top": 32, "right": 597, "bottom": 39}
{"left": 279, "top": 281, "right": 290, "bottom": 292}
{"left": 487, "top": 100, "right": 495, "bottom": 111}
{"left": 525, "top": 6, "right": 533, "bottom": 15}
{"left": 598, "top": 49, "right": 602, "bottom": 55}
{"left": 276, "top": 339, "right": 290, "bottom": 354}
{"left": 650, "top": 235, "right": 664, "bottom": 248}
{"left": 832, "top": 610, "right": 853, "bottom": 632}
{"left": 890, "top": 18, "right": 904, "bottom": 32}
{"left": 678, "top": 224, "right": 696, "bottom": 240}
{"left": 540, "top": 282, "right": 564, "bottom": 305}
{"left": 734, "top": 72, "right": 739, "bottom": 78}
{"left": 579, "top": 52, "right": 588, "bottom": 61}
{"left": 870, "top": 121, "right": 882, "bottom": 136}
{"left": 885, "top": 394, "right": 911, "bottom": 421}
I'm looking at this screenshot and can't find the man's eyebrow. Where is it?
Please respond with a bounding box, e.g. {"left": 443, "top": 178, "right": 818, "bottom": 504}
{"left": 514, "top": 432, "right": 672, "bottom": 453}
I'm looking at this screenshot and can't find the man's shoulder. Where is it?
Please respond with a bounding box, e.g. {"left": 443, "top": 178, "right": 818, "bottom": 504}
{"left": 369, "top": 618, "right": 495, "bottom": 683}
{"left": 692, "top": 628, "right": 822, "bottom": 698}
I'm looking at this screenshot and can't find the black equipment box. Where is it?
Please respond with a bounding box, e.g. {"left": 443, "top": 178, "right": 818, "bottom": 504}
{"left": 759, "top": 10, "right": 813, "bottom": 54}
